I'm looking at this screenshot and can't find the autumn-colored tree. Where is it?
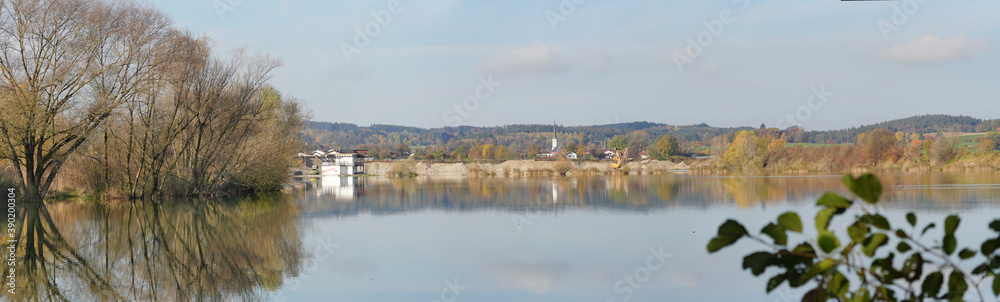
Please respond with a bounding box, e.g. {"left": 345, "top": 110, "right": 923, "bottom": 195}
{"left": 494, "top": 145, "right": 508, "bottom": 160}
{"left": 979, "top": 139, "right": 997, "bottom": 153}
{"left": 575, "top": 144, "right": 588, "bottom": 158}
{"left": 526, "top": 143, "right": 540, "bottom": 158}
{"left": 931, "top": 136, "right": 959, "bottom": 165}
{"left": 723, "top": 130, "right": 764, "bottom": 172}
{"left": 857, "top": 129, "right": 897, "bottom": 165}
{"left": 482, "top": 144, "right": 495, "bottom": 160}
{"left": 766, "top": 139, "right": 787, "bottom": 152}
{"left": 468, "top": 145, "right": 483, "bottom": 160}
{"left": 982, "top": 132, "right": 1000, "bottom": 152}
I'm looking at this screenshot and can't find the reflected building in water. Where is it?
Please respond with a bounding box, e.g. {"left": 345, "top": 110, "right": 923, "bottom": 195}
{"left": 290, "top": 173, "right": 1000, "bottom": 219}
{"left": 317, "top": 176, "right": 366, "bottom": 200}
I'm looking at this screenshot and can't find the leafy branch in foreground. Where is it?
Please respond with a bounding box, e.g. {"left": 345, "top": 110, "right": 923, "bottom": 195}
{"left": 708, "top": 174, "right": 1000, "bottom": 302}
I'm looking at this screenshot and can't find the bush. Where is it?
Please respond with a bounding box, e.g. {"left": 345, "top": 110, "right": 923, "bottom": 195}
{"left": 708, "top": 174, "right": 1000, "bottom": 301}
{"left": 230, "top": 166, "right": 289, "bottom": 193}
{"left": 554, "top": 161, "right": 573, "bottom": 175}
{"left": 389, "top": 158, "right": 418, "bottom": 177}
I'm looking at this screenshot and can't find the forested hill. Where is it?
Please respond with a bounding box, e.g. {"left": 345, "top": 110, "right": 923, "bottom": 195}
{"left": 303, "top": 115, "right": 999, "bottom": 150}
{"left": 303, "top": 121, "right": 750, "bottom": 150}
{"left": 804, "top": 115, "right": 999, "bottom": 144}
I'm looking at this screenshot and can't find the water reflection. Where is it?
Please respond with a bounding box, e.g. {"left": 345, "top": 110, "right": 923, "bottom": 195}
{"left": 5, "top": 173, "right": 999, "bottom": 301}
{"left": 292, "top": 173, "right": 1000, "bottom": 219}
{"left": 3, "top": 195, "right": 302, "bottom": 301}
{"left": 279, "top": 173, "right": 1000, "bottom": 302}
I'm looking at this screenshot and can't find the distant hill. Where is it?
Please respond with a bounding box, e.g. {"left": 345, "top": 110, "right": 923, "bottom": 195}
{"left": 303, "top": 120, "right": 751, "bottom": 150}
{"left": 803, "top": 115, "right": 1000, "bottom": 144}
{"left": 303, "top": 115, "right": 1000, "bottom": 150}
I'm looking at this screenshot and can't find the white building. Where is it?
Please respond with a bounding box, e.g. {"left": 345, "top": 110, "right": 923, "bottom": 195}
{"left": 300, "top": 149, "right": 366, "bottom": 175}
{"left": 566, "top": 152, "right": 578, "bottom": 160}
{"left": 321, "top": 151, "right": 366, "bottom": 175}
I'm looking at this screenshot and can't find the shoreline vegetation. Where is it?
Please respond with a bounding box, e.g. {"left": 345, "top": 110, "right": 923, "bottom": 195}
{"left": 361, "top": 149, "right": 1000, "bottom": 178}
{"left": 0, "top": 0, "right": 305, "bottom": 204}
{"left": 306, "top": 115, "right": 1000, "bottom": 179}
{"left": 363, "top": 128, "right": 1000, "bottom": 178}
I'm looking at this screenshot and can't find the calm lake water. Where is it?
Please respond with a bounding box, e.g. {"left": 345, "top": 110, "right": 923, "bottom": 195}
{"left": 10, "top": 173, "right": 1000, "bottom": 301}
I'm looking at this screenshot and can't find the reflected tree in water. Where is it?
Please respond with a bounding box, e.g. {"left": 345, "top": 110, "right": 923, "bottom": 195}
{"left": 2, "top": 195, "right": 303, "bottom": 301}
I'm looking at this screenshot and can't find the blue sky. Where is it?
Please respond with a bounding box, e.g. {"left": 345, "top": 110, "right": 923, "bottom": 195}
{"left": 147, "top": 0, "right": 999, "bottom": 130}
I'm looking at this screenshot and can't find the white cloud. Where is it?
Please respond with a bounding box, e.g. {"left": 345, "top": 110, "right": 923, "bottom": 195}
{"left": 484, "top": 42, "right": 569, "bottom": 74}
{"left": 879, "top": 35, "right": 990, "bottom": 64}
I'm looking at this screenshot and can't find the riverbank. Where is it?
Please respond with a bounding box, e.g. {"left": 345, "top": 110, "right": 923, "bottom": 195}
{"left": 364, "top": 159, "right": 695, "bottom": 177}
{"left": 360, "top": 152, "right": 1000, "bottom": 178}
{"left": 687, "top": 152, "right": 1000, "bottom": 174}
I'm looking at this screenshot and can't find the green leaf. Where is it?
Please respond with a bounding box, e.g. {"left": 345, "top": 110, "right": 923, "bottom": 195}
{"left": 707, "top": 220, "right": 749, "bottom": 253}
{"left": 895, "top": 229, "right": 909, "bottom": 239}
{"left": 959, "top": 248, "right": 976, "bottom": 260}
{"left": 843, "top": 174, "right": 883, "bottom": 204}
{"left": 897, "top": 242, "right": 912, "bottom": 253}
{"left": 818, "top": 231, "right": 841, "bottom": 253}
{"left": 943, "top": 234, "right": 957, "bottom": 256}
{"left": 972, "top": 264, "right": 987, "bottom": 275}
{"left": 906, "top": 212, "right": 917, "bottom": 227}
{"left": 793, "top": 242, "right": 815, "bottom": 254}
{"left": 847, "top": 221, "right": 869, "bottom": 243}
{"left": 766, "top": 274, "right": 785, "bottom": 293}
{"left": 707, "top": 236, "right": 739, "bottom": 253}
{"left": 719, "top": 219, "right": 749, "bottom": 238}
{"left": 863, "top": 233, "right": 888, "bottom": 257}
{"left": 902, "top": 253, "right": 923, "bottom": 282}
{"left": 990, "top": 220, "right": 1000, "bottom": 232}
{"left": 862, "top": 214, "right": 891, "bottom": 230}
{"left": 922, "top": 271, "right": 944, "bottom": 298}
{"left": 802, "top": 288, "right": 826, "bottom": 302}
{"left": 742, "top": 252, "right": 774, "bottom": 276}
{"left": 982, "top": 239, "right": 998, "bottom": 256}
{"left": 762, "top": 223, "right": 788, "bottom": 246}
{"left": 850, "top": 288, "right": 870, "bottom": 302}
{"left": 778, "top": 212, "right": 803, "bottom": 233}
{"left": 945, "top": 270, "right": 968, "bottom": 299}
{"left": 816, "top": 192, "right": 852, "bottom": 208}
{"left": 945, "top": 215, "right": 960, "bottom": 236}
{"left": 802, "top": 258, "right": 837, "bottom": 283}
{"left": 922, "top": 223, "right": 936, "bottom": 236}
{"left": 816, "top": 208, "right": 837, "bottom": 232}
{"left": 993, "top": 274, "right": 1000, "bottom": 297}
{"left": 827, "top": 271, "right": 849, "bottom": 298}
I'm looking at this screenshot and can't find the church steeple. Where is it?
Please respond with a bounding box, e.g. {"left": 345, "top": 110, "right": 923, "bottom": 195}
{"left": 551, "top": 121, "right": 558, "bottom": 152}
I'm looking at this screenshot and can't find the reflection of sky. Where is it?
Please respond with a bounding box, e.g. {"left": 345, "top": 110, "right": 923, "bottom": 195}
{"left": 277, "top": 174, "right": 1000, "bottom": 301}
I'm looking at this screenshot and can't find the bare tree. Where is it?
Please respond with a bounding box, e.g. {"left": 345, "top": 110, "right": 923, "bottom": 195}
{"left": 0, "top": 0, "right": 173, "bottom": 203}
{"left": 173, "top": 50, "right": 282, "bottom": 196}
{"left": 100, "top": 31, "right": 209, "bottom": 198}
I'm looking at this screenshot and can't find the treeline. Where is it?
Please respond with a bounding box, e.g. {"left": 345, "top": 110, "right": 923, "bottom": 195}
{"left": 802, "top": 114, "right": 998, "bottom": 144}
{"left": 304, "top": 120, "right": 750, "bottom": 159}
{"left": 0, "top": 0, "right": 305, "bottom": 202}
{"left": 712, "top": 128, "right": 1000, "bottom": 173}
{"left": 305, "top": 115, "right": 999, "bottom": 161}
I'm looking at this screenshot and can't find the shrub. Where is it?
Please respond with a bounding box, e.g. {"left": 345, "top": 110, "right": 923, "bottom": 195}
{"left": 554, "top": 161, "right": 573, "bottom": 175}
{"left": 389, "top": 158, "right": 417, "bottom": 177}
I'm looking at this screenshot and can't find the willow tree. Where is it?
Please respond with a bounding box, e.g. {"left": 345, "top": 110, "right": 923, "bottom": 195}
{"left": 0, "top": 0, "right": 173, "bottom": 203}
